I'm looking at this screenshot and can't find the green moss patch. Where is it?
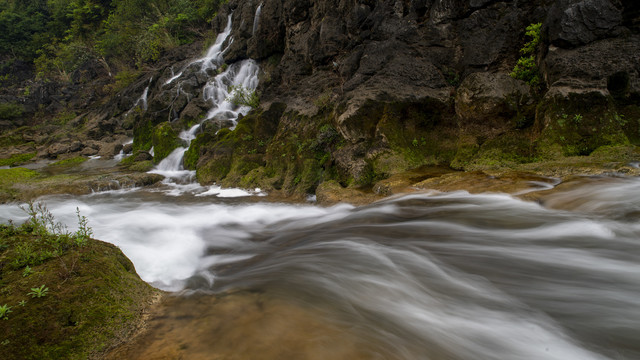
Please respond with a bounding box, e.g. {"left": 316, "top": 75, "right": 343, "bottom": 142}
{"left": 0, "top": 168, "right": 39, "bottom": 185}
{"left": 51, "top": 156, "right": 88, "bottom": 167}
{"left": 536, "top": 93, "right": 630, "bottom": 156}
{"left": 127, "top": 160, "right": 155, "bottom": 172}
{"left": 0, "top": 152, "right": 36, "bottom": 167}
{"left": 152, "top": 122, "right": 182, "bottom": 163}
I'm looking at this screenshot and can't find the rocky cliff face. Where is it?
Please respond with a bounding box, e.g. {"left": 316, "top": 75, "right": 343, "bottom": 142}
{"left": 7, "top": 0, "right": 639, "bottom": 197}
{"left": 173, "top": 0, "right": 638, "bottom": 195}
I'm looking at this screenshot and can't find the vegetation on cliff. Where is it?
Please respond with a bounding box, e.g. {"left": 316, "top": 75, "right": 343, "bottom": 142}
{"left": 0, "top": 202, "right": 158, "bottom": 359}
{"left": 0, "top": 0, "right": 228, "bottom": 75}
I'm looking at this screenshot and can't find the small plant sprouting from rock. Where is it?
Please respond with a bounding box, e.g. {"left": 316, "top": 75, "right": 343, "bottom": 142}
{"left": 75, "top": 207, "right": 93, "bottom": 246}
{"left": 18, "top": 300, "right": 26, "bottom": 307}
{"left": 510, "top": 23, "right": 542, "bottom": 87}
{"left": 22, "top": 265, "right": 33, "bottom": 277}
{"left": 21, "top": 201, "right": 67, "bottom": 237}
{"left": 28, "top": 285, "right": 49, "bottom": 298}
{"left": 10, "top": 202, "right": 93, "bottom": 269}
{"left": 573, "top": 114, "right": 583, "bottom": 124}
{"left": 227, "top": 85, "right": 260, "bottom": 108}
{"left": 0, "top": 304, "right": 12, "bottom": 320}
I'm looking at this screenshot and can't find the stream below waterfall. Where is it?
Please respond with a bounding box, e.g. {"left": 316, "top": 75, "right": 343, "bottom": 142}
{"left": 1, "top": 175, "right": 639, "bottom": 359}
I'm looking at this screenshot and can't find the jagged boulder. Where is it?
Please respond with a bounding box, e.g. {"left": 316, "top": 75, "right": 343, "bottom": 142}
{"left": 47, "top": 141, "right": 84, "bottom": 158}
{"left": 179, "top": 97, "right": 210, "bottom": 125}
{"left": 542, "top": 35, "right": 640, "bottom": 98}
{"left": 547, "top": 0, "right": 625, "bottom": 48}
{"left": 456, "top": 72, "right": 533, "bottom": 132}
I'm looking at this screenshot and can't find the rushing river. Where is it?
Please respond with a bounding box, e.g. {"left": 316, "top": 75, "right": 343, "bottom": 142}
{"left": 1, "top": 176, "right": 639, "bottom": 359}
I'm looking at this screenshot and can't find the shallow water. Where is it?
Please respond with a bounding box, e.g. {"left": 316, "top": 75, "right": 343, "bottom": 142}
{"left": 1, "top": 176, "right": 639, "bottom": 359}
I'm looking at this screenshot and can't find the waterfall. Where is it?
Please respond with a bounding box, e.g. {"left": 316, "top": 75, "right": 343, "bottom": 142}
{"left": 164, "top": 68, "right": 183, "bottom": 86}
{"left": 139, "top": 83, "right": 150, "bottom": 111}
{"left": 253, "top": 3, "right": 263, "bottom": 36}
{"left": 114, "top": 138, "right": 134, "bottom": 161}
{"left": 202, "top": 59, "right": 260, "bottom": 124}
{"left": 164, "top": 14, "right": 233, "bottom": 86}
{"left": 149, "top": 125, "right": 199, "bottom": 180}
{"left": 200, "top": 14, "right": 234, "bottom": 72}
{"left": 132, "top": 78, "right": 152, "bottom": 110}
{"left": 151, "top": 12, "right": 260, "bottom": 178}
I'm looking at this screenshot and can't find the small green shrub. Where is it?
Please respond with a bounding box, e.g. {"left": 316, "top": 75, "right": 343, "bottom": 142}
{"left": 106, "top": 69, "right": 140, "bottom": 94}
{"left": 21, "top": 201, "right": 67, "bottom": 237}
{"left": 8, "top": 202, "right": 92, "bottom": 269}
{"left": 227, "top": 86, "right": 260, "bottom": 108}
{"left": 511, "top": 56, "right": 539, "bottom": 87}
{"left": 54, "top": 110, "right": 77, "bottom": 126}
{"left": 520, "top": 23, "right": 542, "bottom": 55}
{"left": 510, "top": 23, "right": 542, "bottom": 87}
{"left": 74, "top": 207, "right": 92, "bottom": 246}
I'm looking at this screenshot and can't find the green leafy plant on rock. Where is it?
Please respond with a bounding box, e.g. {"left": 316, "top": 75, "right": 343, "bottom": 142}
{"left": 28, "top": 285, "right": 49, "bottom": 298}
{"left": 22, "top": 265, "right": 33, "bottom": 277}
{"left": 0, "top": 304, "right": 11, "bottom": 320}
{"left": 228, "top": 85, "right": 260, "bottom": 108}
{"left": 510, "top": 23, "right": 542, "bottom": 87}
{"left": 74, "top": 207, "right": 93, "bottom": 246}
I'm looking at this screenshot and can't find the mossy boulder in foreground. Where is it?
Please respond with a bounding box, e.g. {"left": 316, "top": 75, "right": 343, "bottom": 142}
{"left": 0, "top": 217, "right": 159, "bottom": 359}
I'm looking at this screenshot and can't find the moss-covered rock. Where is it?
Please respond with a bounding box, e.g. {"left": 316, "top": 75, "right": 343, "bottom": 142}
{"left": 0, "top": 219, "right": 159, "bottom": 360}
{"left": 455, "top": 72, "right": 534, "bottom": 131}
{"left": 0, "top": 152, "right": 36, "bottom": 167}
{"left": 50, "top": 156, "right": 88, "bottom": 167}
{"left": 132, "top": 118, "right": 154, "bottom": 153}
{"left": 0, "top": 168, "right": 40, "bottom": 202}
{"left": 151, "top": 122, "right": 182, "bottom": 163}
{"left": 536, "top": 89, "right": 630, "bottom": 156}
{"left": 127, "top": 160, "right": 155, "bottom": 172}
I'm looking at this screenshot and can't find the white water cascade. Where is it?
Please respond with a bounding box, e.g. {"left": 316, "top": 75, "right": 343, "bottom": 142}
{"left": 150, "top": 13, "right": 260, "bottom": 186}
{"left": 202, "top": 59, "right": 259, "bottom": 123}
{"left": 2, "top": 176, "right": 640, "bottom": 358}
{"left": 164, "top": 14, "right": 234, "bottom": 87}
{"left": 114, "top": 138, "right": 134, "bottom": 161}
{"left": 133, "top": 78, "right": 152, "bottom": 111}
{"left": 253, "top": 3, "right": 263, "bottom": 36}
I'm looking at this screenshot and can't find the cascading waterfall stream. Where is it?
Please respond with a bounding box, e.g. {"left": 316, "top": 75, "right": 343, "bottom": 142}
{"left": 148, "top": 13, "right": 260, "bottom": 182}
{"left": 253, "top": 3, "right": 263, "bottom": 36}
{"left": 164, "top": 13, "right": 234, "bottom": 87}
{"left": 137, "top": 79, "right": 151, "bottom": 111}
